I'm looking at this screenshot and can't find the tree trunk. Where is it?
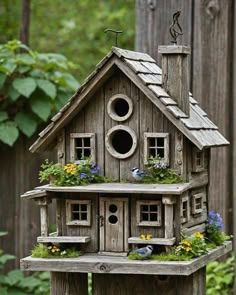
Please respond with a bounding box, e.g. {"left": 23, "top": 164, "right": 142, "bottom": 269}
{"left": 19, "top": 0, "right": 31, "bottom": 45}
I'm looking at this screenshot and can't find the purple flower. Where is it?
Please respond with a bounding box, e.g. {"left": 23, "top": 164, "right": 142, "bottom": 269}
{"left": 80, "top": 172, "right": 87, "bottom": 179}
{"left": 90, "top": 165, "right": 100, "bottom": 175}
{"left": 207, "top": 211, "right": 224, "bottom": 231}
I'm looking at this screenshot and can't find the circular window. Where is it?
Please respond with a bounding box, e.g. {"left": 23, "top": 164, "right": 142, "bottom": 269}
{"left": 105, "top": 125, "right": 137, "bottom": 159}
{"left": 109, "top": 204, "right": 118, "bottom": 213}
{"left": 107, "top": 94, "right": 133, "bottom": 122}
{"left": 109, "top": 215, "right": 118, "bottom": 224}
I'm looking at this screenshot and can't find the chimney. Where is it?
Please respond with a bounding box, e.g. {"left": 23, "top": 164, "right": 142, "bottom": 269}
{"left": 158, "top": 45, "right": 190, "bottom": 116}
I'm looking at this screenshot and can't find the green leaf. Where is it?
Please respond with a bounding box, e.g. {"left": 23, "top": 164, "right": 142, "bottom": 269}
{"left": 37, "top": 79, "right": 56, "bottom": 99}
{"left": 17, "top": 65, "right": 31, "bottom": 74}
{"left": 0, "top": 287, "right": 8, "bottom": 295}
{"left": 0, "top": 121, "right": 19, "bottom": 146}
{"left": 12, "top": 77, "right": 37, "bottom": 98}
{"left": 16, "top": 53, "right": 35, "bottom": 65}
{"left": 5, "top": 270, "right": 24, "bottom": 286}
{"left": 29, "top": 94, "right": 51, "bottom": 121}
{"left": 0, "top": 72, "right": 7, "bottom": 89}
{"left": 55, "top": 90, "right": 70, "bottom": 109}
{"left": 63, "top": 73, "right": 79, "bottom": 90}
{"left": 0, "top": 111, "right": 8, "bottom": 122}
{"left": 15, "top": 112, "right": 38, "bottom": 137}
{"left": 8, "top": 84, "right": 21, "bottom": 102}
{"left": 0, "top": 231, "right": 8, "bottom": 237}
{"left": 0, "top": 254, "right": 15, "bottom": 264}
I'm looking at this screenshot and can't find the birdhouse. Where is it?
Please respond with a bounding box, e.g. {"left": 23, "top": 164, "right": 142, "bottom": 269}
{"left": 21, "top": 45, "right": 232, "bottom": 295}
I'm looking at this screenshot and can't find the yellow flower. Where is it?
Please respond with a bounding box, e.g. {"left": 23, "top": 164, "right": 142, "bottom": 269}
{"left": 194, "top": 232, "right": 203, "bottom": 239}
{"left": 140, "top": 234, "right": 146, "bottom": 240}
{"left": 183, "top": 241, "right": 191, "bottom": 247}
{"left": 51, "top": 249, "right": 55, "bottom": 253}
{"left": 185, "top": 247, "right": 192, "bottom": 252}
{"left": 47, "top": 246, "right": 52, "bottom": 250}
{"left": 146, "top": 234, "right": 153, "bottom": 240}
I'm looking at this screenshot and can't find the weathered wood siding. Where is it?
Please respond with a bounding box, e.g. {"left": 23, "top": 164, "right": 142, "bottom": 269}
{"left": 56, "top": 193, "right": 98, "bottom": 252}
{"left": 65, "top": 69, "right": 190, "bottom": 181}
{"left": 0, "top": 136, "right": 56, "bottom": 270}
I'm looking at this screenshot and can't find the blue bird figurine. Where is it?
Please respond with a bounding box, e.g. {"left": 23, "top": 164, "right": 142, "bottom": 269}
{"left": 131, "top": 167, "right": 147, "bottom": 181}
{"left": 132, "top": 245, "right": 153, "bottom": 258}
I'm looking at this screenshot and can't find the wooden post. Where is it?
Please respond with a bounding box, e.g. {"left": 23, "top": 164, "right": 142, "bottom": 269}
{"left": 93, "top": 267, "right": 206, "bottom": 295}
{"left": 158, "top": 45, "right": 190, "bottom": 116}
{"left": 50, "top": 272, "right": 88, "bottom": 295}
{"left": 35, "top": 197, "right": 51, "bottom": 237}
{"left": 162, "top": 196, "right": 175, "bottom": 239}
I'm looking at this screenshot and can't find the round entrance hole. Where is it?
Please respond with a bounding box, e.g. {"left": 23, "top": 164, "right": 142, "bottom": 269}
{"left": 109, "top": 204, "right": 118, "bottom": 213}
{"left": 105, "top": 125, "right": 137, "bottom": 159}
{"left": 109, "top": 215, "right": 118, "bottom": 224}
{"left": 107, "top": 94, "right": 133, "bottom": 122}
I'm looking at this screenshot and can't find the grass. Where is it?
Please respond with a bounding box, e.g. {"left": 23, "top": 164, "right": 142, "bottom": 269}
{"left": 128, "top": 251, "right": 191, "bottom": 261}
{"left": 31, "top": 244, "right": 80, "bottom": 258}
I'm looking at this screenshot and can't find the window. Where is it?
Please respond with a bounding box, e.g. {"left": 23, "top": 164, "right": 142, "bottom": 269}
{"left": 136, "top": 201, "right": 162, "bottom": 226}
{"left": 70, "top": 133, "right": 95, "bottom": 162}
{"left": 107, "top": 94, "right": 133, "bottom": 122}
{"left": 192, "top": 148, "right": 206, "bottom": 172}
{"left": 144, "top": 133, "right": 169, "bottom": 164}
{"left": 105, "top": 125, "right": 137, "bottom": 159}
{"left": 192, "top": 193, "right": 204, "bottom": 214}
{"left": 180, "top": 196, "right": 189, "bottom": 223}
{"left": 66, "top": 200, "right": 91, "bottom": 226}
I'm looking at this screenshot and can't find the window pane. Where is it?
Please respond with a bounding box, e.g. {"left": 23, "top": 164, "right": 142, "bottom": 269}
{"left": 81, "top": 204, "right": 87, "bottom": 211}
{"left": 83, "top": 148, "right": 91, "bottom": 157}
{"left": 141, "top": 213, "right": 149, "bottom": 221}
{"left": 150, "top": 205, "right": 158, "bottom": 212}
{"left": 75, "top": 138, "right": 83, "bottom": 148}
{"left": 141, "top": 205, "right": 149, "bottom": 212}
{"left": 81, "top": 213, "right": 87, "bottom": 220}
{"left": 182, "top": 201, "right": 187, "bottom": 218}
{"left": 84, "top": 137, "right": 91, "bottom": 147}
{"left": 76, "top": 149, "right": 83, "bottom": 160}
{"left": 157, "top": 148, "right": 164, "bottom": 158}
{"left": 150, "top": 213, "right": 158, "bottom": 221}
{"left": 149, "top": 148, "right": 156, "bottom": 157}
{"left": 157, "top": 137, "right": 164, "bottom": 147}
{"left": 149, "top": 138, "right": 156, "bottom": 147}
{"left": 72, "top": 212, "right": 80, "bottom": 220}
{"left": 72, "top": 204, "right": 80, "bottom": 211}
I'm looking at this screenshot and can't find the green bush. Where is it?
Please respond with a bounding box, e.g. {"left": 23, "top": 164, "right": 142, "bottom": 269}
{"left": 206, "top": 255, "right": 234, "bottom": 295}
{"left": 0, "top": 231, "right": 50, "bottom": 295}
{"left": 0, "top": 40, "right": 79, "bottom": 146}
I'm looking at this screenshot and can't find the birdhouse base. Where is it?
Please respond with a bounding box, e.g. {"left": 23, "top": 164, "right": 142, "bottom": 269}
{"left": 20, "top": 242, "right": 232, "bottom": 295}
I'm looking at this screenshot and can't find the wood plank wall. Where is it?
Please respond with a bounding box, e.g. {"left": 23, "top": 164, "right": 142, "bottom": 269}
{"left": 136, "top": 0, "right": 235, "bottom": 291}
{"left": 0, "top": 135, "right": 56, "bottom": 270}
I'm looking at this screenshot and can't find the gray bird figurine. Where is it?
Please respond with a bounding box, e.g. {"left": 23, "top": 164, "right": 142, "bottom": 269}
{"left": 131, "top": 245, "right": 153, "bottom": 258}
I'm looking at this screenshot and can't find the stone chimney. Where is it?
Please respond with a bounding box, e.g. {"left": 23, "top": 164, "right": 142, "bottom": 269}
{"left": 158, "top": 45, "right": 190, "bottom": 117}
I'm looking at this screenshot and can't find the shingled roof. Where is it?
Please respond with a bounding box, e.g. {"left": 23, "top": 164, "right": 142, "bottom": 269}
{"left": 30, "top": 47, "right": 229, "bottom": 152}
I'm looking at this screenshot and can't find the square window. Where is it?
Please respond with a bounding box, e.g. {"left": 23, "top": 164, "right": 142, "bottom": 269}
{"left": 192, "top": 193, "right": 204, "bottom": 214}
{"left": 137, "top": 201, "right": 161, "bottom": 226}
{"left": 66, "top": 200, "right": 91, "bottom": 226}
{"left": 70, "top": 133, "right": 95, "bottom": 162}
{"left": 144, "top": 133, "right": 169, "bottom": 164}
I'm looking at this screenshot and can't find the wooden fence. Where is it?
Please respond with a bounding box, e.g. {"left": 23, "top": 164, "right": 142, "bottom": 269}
{"left": 0, "top": 135, "right": 55, "bottom": 270}
{"left": 136, "top": 0, "right": 235, "bottom": 289}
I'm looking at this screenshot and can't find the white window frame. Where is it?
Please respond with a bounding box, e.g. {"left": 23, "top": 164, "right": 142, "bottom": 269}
{"left": 136, "top": 200, "right": 162, "bottom": 227}
{"left": 66, "top": 200, "right": 91, "bottom": 226}
{"left": 192, "top": 193, "right": 204, "bottom": 214}
{"left": 144, "top": 133, "right": 169, "bottom": 164}
{"left": 70, "top": 133, "right": 96, "bottom": 162}
{"left": 180, "top": 195, "right": 190, "bottom": 223}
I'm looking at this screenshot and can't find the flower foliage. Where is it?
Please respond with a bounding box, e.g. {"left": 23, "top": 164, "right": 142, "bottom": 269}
{"left": 175, "top": 232, "right": 208, "bottom": 258}
{"left": 206, "top": 211, "right": 231, "bottom": 246}
{"left": 31, "top": 243, "right": 80, "bottom": 259}
{"left": 0, "top": 40, "right": 79, "bottom": 146}
{"left": 39, "top": 157, "right": 111, "bottom": 186}
{"left": 144, "top": 156, "right": 183, "bottom": 184}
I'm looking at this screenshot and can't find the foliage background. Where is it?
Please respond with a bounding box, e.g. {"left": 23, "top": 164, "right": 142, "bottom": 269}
{"left": 0, "top": 0, "right": 135, "bottom": 82}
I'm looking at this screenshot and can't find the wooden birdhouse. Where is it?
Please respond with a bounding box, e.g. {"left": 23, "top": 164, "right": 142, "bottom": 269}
{"left": 21, "top": 45, "right": 232, "bottom": 295}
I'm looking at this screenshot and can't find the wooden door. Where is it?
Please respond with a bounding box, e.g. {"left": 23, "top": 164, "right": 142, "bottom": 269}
{"left": 99, "top": 197, "right": 129, "bottom": 253}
